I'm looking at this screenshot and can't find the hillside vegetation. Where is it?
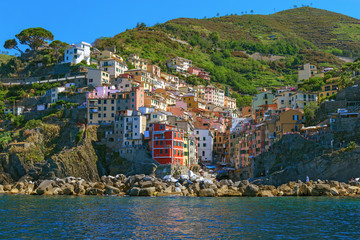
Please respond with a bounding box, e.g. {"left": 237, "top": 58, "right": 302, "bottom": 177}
{"left": 93, "top": 7, "right": 359, "bottom": 103}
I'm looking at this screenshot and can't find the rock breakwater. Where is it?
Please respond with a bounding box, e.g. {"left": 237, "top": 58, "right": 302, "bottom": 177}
{"left": 1, "top": 175, "right": 359, "bottom": 197}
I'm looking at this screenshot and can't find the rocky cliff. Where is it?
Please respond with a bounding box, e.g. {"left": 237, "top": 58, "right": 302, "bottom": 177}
{"left": 0, "top": 111, "right": 155, "bottom": 184}
{"left": 254, "top": 134, "right": 360, "bottom": 186}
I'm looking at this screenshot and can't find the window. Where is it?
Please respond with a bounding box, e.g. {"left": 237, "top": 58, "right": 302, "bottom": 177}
{"left": 104, "top": 100, "right": 107, "bottom": 104}
{"left": 203, "top": 137, "right": 205, "bottom": 141}
{"left": 104, "top": 107, "right": 107, "bottom": 111}
{"left": 156, "top": 141, "right": 158, "bottom": 146}
{"left": 165, "top": 149, "right": 168, "bottom": 154}
{"left": 160, "top": 149, "right": 163, "bottom": 154}
{"left": 203, "top": 143, "right": 206, "bottom": 147}
{"left": 293, "top": 115, "right": 298, "bottom": 120}
{"left": 98, "top": 113, "right": 101, "bottom": 118}
{"left": 104, "top": 113, "right": 106, "bottom": 118}
{"left": 174, "top": 150, "right": 176, "bottom": 155}
{"left": 202, "top": 151, "right": 205, "bottom": 156}
{"left": 89, "top": 79, "right": 93, "bottom": 83}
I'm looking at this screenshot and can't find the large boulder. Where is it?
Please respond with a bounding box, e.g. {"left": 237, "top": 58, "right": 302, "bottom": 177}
{"left": 314, "top": 184, "right": 331, "bottom": 196}
{"left": 140, "top": 181, "right": 153, "bottom": 188}
{"left": 105, "top": 185, "right": 120, "bottom": 195}
{"left": 92, "top": 182, "right": 105, "bottom": 190}
{"left": 36, "top": 180, "right": 55, "bottom": 195}
{"left": 258, "top": 190, "right": 274, "bottom": 197}
{"left": 243, "top": 184, "right": 259, "bottom": 197}
{"left": 199, "top": 188, "right": 215, "bottom": 197}
{"left": 62, "top": 183, "right": 75, "bottom": 195}
{"left": 139, "top": 187, "right": 156, "bottom": 196}
{"left": 129, "top": 187, "right": 141, "bottom": 196}
{"left": 85, "top": 188, "right": 104, "bottom": 195}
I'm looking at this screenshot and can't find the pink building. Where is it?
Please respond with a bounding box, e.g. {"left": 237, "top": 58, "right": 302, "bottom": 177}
{"left": 204, "top": 85, "right": 225, "bottom": 107}
{"left": 189, "top": 67, "right": 211, "bottom": 81}
{"left": 87, "top": 86, "right": 119, "bottom": 100}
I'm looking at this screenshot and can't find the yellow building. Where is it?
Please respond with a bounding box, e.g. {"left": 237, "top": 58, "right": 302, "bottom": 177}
{"left": 275, "top": 109, "right": 304, "bottom": 138}
{"left": 182, "top": 93, "right": 206, "bottom": 110}
{"left": 127, "top": 54, "right": 148, "bottom": 70}
{"left": 125, "top": 69, "right": 153, "bottom": 91}
{"left": 183, "top": 134, "right": 189, "bottom": 167}
{"left": 318, "top": 78, "right": 340, "bottom": 102}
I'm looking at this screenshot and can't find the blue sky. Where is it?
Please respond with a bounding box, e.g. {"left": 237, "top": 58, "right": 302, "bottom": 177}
{"left": 1, "top": 0, "right": 360, "bottom": 55}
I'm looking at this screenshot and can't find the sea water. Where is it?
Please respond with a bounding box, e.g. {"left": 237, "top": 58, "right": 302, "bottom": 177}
{"left": 0, "top": 195, "right": 359, "bottom": 239}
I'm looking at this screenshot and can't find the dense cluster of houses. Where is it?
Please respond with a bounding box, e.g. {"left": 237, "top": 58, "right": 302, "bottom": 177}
{"left": 6, "top": 41, "right": 354, "bottom": 176}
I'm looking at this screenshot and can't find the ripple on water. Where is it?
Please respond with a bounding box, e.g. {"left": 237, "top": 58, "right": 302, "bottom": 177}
{"left": 0, "top": 196, "right": 359, "bottom": 239}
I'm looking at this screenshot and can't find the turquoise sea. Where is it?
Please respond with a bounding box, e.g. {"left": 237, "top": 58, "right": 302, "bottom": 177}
{"left": 0, "top": 195, "right": 359, "bottom": 239}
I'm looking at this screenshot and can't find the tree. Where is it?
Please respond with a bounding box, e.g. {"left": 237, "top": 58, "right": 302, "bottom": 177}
{"left": 209, "top": 31, "right": 220, "bottom": 45}
{"left": 42, "top": 55, "right": 52, "bottom": 66}
{"left": 4, "top": 39, "right": 23, "bottom": 54}
{"left": 250, "top": 10, "right": 254, "bottom": 14}
{"left": 49, "top": 40, "right": 68, "bottom": 63}
{"left": 15, "top": 27, "right": 54, "bottom": 51}
{"left": 304, "top": 102, "right": 319, "bottom": 126}
{"left": 216, "top": 13, "right": 220, "bottom": 17}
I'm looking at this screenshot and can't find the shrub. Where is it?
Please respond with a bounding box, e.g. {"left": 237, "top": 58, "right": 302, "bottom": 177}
{"left": 24, "top": 119, "right": 42, "bottom": 130}
{"left": 75, "top": 129, "right": 84, "bottom": 143}
{"left": 346, "top": 141, "right": 357, "bottom": 151}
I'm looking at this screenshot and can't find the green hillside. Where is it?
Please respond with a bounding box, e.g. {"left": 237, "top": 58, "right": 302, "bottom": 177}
{"left": 93, "top": 7, "right": 360, "bottom": 102}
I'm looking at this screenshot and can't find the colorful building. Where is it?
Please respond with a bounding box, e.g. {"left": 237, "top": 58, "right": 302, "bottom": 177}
{"left": 151, "top": 123, "right": 184, "bottom": 165}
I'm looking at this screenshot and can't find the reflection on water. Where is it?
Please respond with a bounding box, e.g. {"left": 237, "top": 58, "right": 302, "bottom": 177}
{"left": 0, "top": 195, "right": 359, "bottom": 239}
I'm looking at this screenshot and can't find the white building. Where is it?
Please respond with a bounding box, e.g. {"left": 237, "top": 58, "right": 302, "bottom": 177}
{"left": 100, "top": 58, "right": 128, "bottom": 78}
{"left": 4, "top": 106, "right": 25, "bottom": 116}
{"left": 46, "top": 87, "right": 66, "bottom": 103}
{"left": 63, "top": 41, "right": 91, "bottom": 65}
{"left": 87, "top": 68, "right": 110, "bottom": 87}
{"left": 291, "top": 92, "right": 318, "bottom": 109}
{"left": 274, "top": 91, "right": 293, "bottom": 109}
{"left": 166, "top": 57, "right": 192, "bottom": 73}
{"left": 114, "top": 110, "right": 146, "bottom": 148}
{"left": 194, "top": 129, "right": 213, "bottom": 163}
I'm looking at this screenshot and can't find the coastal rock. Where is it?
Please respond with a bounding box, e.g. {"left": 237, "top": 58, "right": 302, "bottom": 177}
{"left": 243, "top": 184, "right": 259, "bottom": 197}
{"left": 330, "top": 188, "right": 339, "bottom": 196}
{"left": 86, "top": 188, "right": 104, "bottom": 195}
{"left": 53, "top": 187, "right": 63, "bottom": 195}
{"left": 163, "top": 186, "right": 173, "bottom": 193}
{"left": 258, "top": 190, "right": 274, "bottom": 197}
{"left": 199, "top": 188, "right": 215, "bottom": 197}
{"left": 139, "top": 187, "right": 156, "bottom": 196}
{"left": 36, "top": 180, "right": 55, "bottom": 195}
{"left": 62, "top": 183, "right": 75, "bottom": 195}
{"left": 314, "top": 184, "right": 331, "bottom": 196}
{"left": 140, "top": 181, "right": 153, "bottom": 188}
{"left": 129, "top": 187, "right": 141, "bottom": 196}
{"left": 105, "top": 185, "right": 120, "bottom": 195}
{"left": 92, "top": 182, "right": 105, "bottom": 190}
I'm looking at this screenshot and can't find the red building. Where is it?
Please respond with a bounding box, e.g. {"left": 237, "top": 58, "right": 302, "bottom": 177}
{"left": 151, "top": 123, "right": 184, "bottom": 165}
